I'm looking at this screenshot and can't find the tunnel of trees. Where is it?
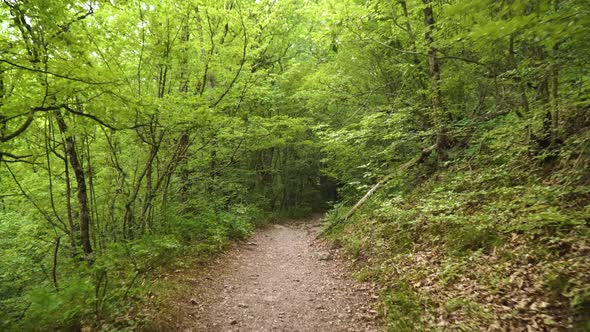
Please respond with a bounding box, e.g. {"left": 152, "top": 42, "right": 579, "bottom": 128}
{"left": 0, "top": 0, "right": 588, "bottom": 330}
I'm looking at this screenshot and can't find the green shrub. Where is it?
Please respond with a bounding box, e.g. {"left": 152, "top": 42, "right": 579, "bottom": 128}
{"left": 446, "top": 219, "right": 502, "bottom": 256}
{"left": 382, "top": 280, "right": 424, "bottom": 332}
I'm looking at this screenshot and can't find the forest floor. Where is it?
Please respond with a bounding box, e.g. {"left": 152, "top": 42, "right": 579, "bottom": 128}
{"left": 150, "top": 216, "right": 380, "bottom": 331}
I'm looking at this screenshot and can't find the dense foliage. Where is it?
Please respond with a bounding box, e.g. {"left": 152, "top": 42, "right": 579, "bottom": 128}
{"left": 315, "top": 0, "right": 590, "bottom": 330}
{"left": 0, "top": 0, "right": 588, "bottom": 330}
{"left": 0, "top": 0, "right": 325, "bottom": 329}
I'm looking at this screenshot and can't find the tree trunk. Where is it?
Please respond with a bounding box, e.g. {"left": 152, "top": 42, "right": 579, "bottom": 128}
{"left": 551, "top": 0, "right": 560, "bottom": 140}
{"left": 54, "top": 111, "right": 93, "bottom": 259}
{"left": 398, "top": 0, "right": 427, "bottom": 92}
{"left": 422, "top": 0, "right": 448, "bottom": 161}
{"left": 63, "top": 148, "right": 77, "bottom": 251}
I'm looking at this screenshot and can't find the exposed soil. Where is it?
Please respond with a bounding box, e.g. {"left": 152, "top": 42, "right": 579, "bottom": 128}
{"left": 155, "top": 217, "right": 380, "bottom": 331}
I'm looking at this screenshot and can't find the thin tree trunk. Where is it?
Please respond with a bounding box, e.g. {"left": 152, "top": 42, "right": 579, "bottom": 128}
{"left": 52, "top": 237, "right": 60, "bottom": 290}
{"left": 124, "top": 132, "right": 163, "bottom": 239}
{"left": 422, "top": 0, "right": 448, "bottom": 161}
{"left": 551, "top": 0, "right": 560, "bottom": 140}
{"left": 85, "top": 136, "right": 102, "bottom": 251}
{"left": 54, "top": 111, "right": 93, "bottom": 259}
{"left": 398, "top": 0, "right": 427, "bottom": 92}
{"left": 63, "top": 147, "right": 77, "bottom": 249}
{"left": 508, "top": 35, "right": 529, "bottom": 118}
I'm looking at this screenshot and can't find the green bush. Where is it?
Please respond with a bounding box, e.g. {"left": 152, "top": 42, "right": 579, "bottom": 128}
{"left": 445, "top": 218, "right": 502, "bottom": 256}
{"left": 382, "top": 281, "right": 424, "bottom": 332}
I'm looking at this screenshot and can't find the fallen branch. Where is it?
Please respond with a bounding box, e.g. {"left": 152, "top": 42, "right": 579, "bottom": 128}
{"left": 324, "top": 143, "right": 437, "bottom": 233}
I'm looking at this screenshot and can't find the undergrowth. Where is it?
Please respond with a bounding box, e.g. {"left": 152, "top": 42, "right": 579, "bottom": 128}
{"left": 324, "top": 159, "right": 590, "bottom": 331}
{"left": 0, "top": 204, "right": 268, "bottom": 331}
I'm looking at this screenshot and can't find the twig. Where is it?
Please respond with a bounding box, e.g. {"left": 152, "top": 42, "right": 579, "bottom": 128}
{"left": 0, "top": 59, "right": 116, "bottom": 85}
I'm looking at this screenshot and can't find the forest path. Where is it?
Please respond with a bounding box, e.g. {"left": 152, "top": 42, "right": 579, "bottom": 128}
{"left": 163, "top": 216, "right": 380, "bottom": 331}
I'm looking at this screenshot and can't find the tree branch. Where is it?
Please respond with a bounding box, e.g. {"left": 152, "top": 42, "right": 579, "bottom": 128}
{"left": 346, "top": 24, "right": 488, "bottom": 68}
{"left": 211, "top": 5, "right": 248, "bottom": 108}
{"left": 0, "top": 59, "right": 116, "bottom": 85}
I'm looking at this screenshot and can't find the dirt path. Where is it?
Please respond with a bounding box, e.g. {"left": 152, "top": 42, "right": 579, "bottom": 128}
{"left": 160, "top": 218, "right": 380, "bottom": 332}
